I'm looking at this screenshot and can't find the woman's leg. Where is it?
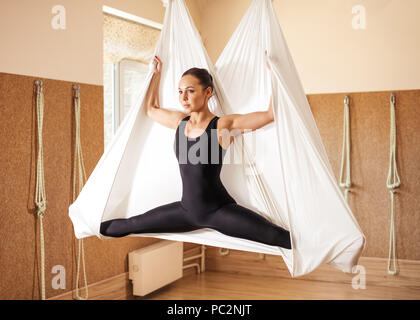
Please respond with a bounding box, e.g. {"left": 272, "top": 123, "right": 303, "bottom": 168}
{"left": 201, "top": 203, "right": 292, "bottom": 249}
{"left": 100, "top": 201, "right": 200, "bottom": 237}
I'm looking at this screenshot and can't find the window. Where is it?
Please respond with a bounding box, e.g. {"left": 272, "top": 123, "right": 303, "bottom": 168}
{"left": 103, "top": 6, "right": 161, "bottom": 148}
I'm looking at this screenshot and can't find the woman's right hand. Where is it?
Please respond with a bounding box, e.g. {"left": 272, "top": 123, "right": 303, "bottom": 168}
{"left": 153, "top": 55, "right": 162, "bottom": 74}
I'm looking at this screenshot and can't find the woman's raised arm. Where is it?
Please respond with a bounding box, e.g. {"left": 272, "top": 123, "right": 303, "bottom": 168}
{"left": 145, "top": 56, "right": 185, "bottom": 129}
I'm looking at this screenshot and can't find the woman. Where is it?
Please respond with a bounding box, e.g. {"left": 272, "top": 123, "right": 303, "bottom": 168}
{"left": 100, "top": 53, "right": 292, "bottom": 249}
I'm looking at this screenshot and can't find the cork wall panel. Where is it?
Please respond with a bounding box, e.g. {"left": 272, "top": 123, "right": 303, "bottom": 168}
{"left": 0, "top": 72, "right": 198, "bottom": 300}
{"left": 307, "top": 90, "right": 420, "bottom": 260}
{"left": 0, "top": 71, "right": 418, "bottom": 298}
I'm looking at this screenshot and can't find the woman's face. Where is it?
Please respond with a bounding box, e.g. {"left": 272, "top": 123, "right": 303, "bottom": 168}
{"left": 178, "top": 74, "right": 212, "bottom": 113}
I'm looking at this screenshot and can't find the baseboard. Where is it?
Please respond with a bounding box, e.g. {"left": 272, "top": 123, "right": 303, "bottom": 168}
{"left": 205, "top": 246, "right": 420, "bottom": 288}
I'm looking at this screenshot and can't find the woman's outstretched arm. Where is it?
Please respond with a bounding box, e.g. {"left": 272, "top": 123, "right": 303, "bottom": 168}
{"left": 218, "top": 97, "right": 274, "bottom": 136}
{"left": 218, "top": 50, "right": 274, "bottom": 136}
{"left": 145, "top": 56, "right": 185, "bottom": 129}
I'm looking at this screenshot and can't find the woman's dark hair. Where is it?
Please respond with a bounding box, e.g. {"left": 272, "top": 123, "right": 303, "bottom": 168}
{"left": 182, "top": 67, "right": 214, "bottom": 96}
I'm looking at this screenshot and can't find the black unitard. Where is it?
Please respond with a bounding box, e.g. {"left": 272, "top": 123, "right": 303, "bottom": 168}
{"left": 100, "top": 115, "right": 292, "bottom": 249}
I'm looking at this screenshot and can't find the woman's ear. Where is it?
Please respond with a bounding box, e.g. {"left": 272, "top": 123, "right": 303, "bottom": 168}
{"left": 208, "top": 87, "right": 213, "bottom": 98}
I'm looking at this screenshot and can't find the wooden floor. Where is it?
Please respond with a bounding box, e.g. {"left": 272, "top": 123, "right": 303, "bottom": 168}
{"left": 50, "top": 253, "right": 420, "bottom": 300}
{"left": 130, "top": 270, "right": 419, "bottom": 300}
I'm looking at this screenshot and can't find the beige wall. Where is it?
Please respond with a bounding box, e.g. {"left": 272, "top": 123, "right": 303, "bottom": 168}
{"left": 200, "top": 0, "right": 420, "bottom": 94}
{"left": 0, "top": 0, "right": 199, "bottom": 86}
{"left": 1, "top": 0, "right": 419, "bottom": 91}
{"left": 0, "top": 0, "right": 105, "bottom": 85}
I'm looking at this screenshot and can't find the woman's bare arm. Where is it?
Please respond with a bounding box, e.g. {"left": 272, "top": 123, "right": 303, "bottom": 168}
{"left": 218, "top": 96, "right": 274, "bottom": 136}
{"left": 145, "top": 56, "right": 185, "bottom": 129}
{"left": 218, "top": 50, "right": 274, "bottom": 138}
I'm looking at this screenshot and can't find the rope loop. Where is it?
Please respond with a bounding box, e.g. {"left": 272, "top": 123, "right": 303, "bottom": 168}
{"left": 339, "top": 95, "right": 352, "bottom": 198}
{"left": 72, "top": 87, "right": 89, "bottom": 300}
{"left": 386, "top": 93, "right": 399, "bottom": 276}
{"left": 219, "top": 248, "right": 230, "bottom": 256}
{"left": 36, "top": 200, "right": 47, "bottom": 216}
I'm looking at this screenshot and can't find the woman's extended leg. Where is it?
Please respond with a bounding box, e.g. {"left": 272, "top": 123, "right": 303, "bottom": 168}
{"left": 100, "top": 201, "right": 200, "bottom": 237}
{"left": 201, "top": 203, "right": 292, "bottom": 249}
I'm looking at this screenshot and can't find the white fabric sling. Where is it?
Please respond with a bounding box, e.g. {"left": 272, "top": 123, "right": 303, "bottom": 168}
{"left": 69, "top": 0, "right": 366, "bottom": 277}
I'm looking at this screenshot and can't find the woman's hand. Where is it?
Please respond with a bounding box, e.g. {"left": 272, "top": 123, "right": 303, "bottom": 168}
{"left": 265, "top": 50, "right": 271, "bottom": 70}
{"left": 153, "top": 55, "right": 162, "bottom": 74}
{"left": 265, "top": 51, "right": 274, "bottom": 121}
{"left": 268, "top": 97, "right": 274, "bottom": 121}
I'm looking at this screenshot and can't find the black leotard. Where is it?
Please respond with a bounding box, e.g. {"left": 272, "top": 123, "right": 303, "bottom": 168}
{"left": 100, "top": 115, "right": 292, "bottom": 249}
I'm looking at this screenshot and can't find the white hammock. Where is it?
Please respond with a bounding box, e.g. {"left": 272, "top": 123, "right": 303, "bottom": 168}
{"left": 69, "top": 0, "right": 366, "bottom": 278}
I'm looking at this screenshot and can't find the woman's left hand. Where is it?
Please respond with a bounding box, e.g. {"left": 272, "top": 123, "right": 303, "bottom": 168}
{"left": 265, "top": 50, "right": 271, "bottom": 70}
{"left": 268, "top": 98, "right": 274, "bottom": 121}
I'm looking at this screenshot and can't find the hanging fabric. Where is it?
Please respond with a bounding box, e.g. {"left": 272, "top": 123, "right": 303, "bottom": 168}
{"left": 69, "top": 0, "right": 366, "bottom": 277}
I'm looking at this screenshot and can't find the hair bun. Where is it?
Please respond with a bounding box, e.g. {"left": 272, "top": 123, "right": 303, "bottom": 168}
{"left": 182, "top": 67, "right": 214, "bottom": 93}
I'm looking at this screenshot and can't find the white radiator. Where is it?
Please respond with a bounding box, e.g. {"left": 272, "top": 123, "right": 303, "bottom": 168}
{"left": 128, "top": 240, "right": 183, "bottom": 296}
